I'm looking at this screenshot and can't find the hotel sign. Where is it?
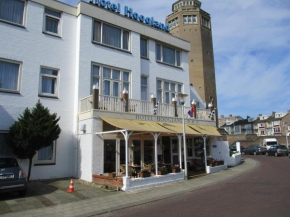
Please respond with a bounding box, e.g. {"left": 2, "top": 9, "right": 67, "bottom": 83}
{"left": 135, "top": 115, "right": 197, "bottom": 125}
{"left": 91, "top": 0, "right": 170, "bottom": 32}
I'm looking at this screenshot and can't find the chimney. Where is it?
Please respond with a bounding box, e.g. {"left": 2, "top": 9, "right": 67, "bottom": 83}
{"left": 229, "top": 114, "right": 232, "bottom": 118}
{"left": 258, "top": 114, "right": 262, "bottom": 116}
{"left": 287, "top": 110, "right": 290, "bottom": 114}
{"left": 221, "top": 115, "right": 224, "bottom": 119}
{"left": 272, "top": 111, "right": 275, "bottom": 116}
{"left": 247, "top": 115, "right": 250, "bottom": 119}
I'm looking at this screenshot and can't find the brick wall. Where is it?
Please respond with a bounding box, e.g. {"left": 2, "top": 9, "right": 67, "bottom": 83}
{"left": 92, "top": 174, "right": 123, "bottom": 188}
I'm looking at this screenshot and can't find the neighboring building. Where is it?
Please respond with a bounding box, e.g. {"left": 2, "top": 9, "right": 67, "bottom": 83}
{"left": 221, "top": 116, "right": 256, "bottom": 135}
{"left": 219, "top": 114, "right": 243, "bottom": 128}
{"left": 0, "top": 0, "right": 221, "bottom": 190}
{"left": 253, "top": 111, "right": 290, "bottom": 137}
{"left": 165, "top": 0, "right": 218, "bottom": 125}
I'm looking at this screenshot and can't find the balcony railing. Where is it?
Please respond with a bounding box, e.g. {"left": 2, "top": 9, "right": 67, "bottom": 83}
{"left": 79, "top": 95, "right": 214, "bottom": 121}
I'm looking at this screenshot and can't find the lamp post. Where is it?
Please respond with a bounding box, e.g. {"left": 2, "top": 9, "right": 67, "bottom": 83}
{"left": 176, "top": 93, "right": 188, "bottom": 180}
{"left": 202, "top": 135, "right": 208, "bottom": 173}
{"left": 284, "top": 122, "right": 289, "bottom": 149}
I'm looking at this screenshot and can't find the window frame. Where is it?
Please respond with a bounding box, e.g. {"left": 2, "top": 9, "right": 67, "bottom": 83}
{"left": 156, "top": 78, "right": 183, "bottom": 104}
{"left": 0, "top": 58, "right": 22, "bottom": 94}
{"left": 91, "top": 63, "right": 131, "bottom": 98}
{"left": 183, "top": 15, "right": 197, "bottom": 24}
{"left": 201, "top": 16, "right": 211, "bottom": 29}
{"left": 39, "top": 66, "right": 59, "bottom": 98}
{"left": 140, "top": 37, "right": 149, "bottom": 59}
{"left": 141, "top": 75, "right": 148, "bottom": 101}
{"left": 34, "top": 141, "right": 56, "bottom": 165}
{"left": 155, "top": 43, "right": 182, "bottom": 67}
{"left": 0, "top": 0, "right": 26, "bottom": 27}
{"left": 92, "top": 19, "right": 131, "bottom": 52}
{"left": 43, "top": 7, "right": 62, "bottom": 37}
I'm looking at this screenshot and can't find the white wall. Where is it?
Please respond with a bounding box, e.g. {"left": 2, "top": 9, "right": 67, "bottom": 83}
{"left": 0, "top": 1, "right": 77, "bottom": 180}
{"left": 77, "top": 14, "right": 190, "bottom": 106}
{"left": 212, "top": 140, "right": 229, "bottom": 162}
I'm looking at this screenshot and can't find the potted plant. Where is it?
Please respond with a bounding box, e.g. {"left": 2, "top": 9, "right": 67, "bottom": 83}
{"left": 208, "top": 159, "right": 214, "bottom": 167}
{"left": 219, "top": 160, "right": 224, "bottom": 165}
{"left": 139, "top": 167, "right": 151, "bottom": 178}
{"left": 158, "top": 166, "right": 168, "bottom": 175}
{"left": 214, "top": 159, "right": 219, "bottom": 166}
{"left": 171, "top": 164, "right": 180, "bottom": 173}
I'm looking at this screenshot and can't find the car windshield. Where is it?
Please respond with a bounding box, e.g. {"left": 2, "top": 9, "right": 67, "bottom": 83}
{"left": 278, "top": 145, "right": 287, "bottom": 149}
{"left": 267, "top": 142, "right": 277, "bottom": 145}
{"left": 256, "top": 145, "right": 264, "bottom": 148}
{"left": 0, "top": 158, "right": 19, "bottom": 168}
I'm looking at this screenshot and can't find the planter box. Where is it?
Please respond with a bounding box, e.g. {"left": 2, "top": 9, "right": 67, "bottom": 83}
{"left": 139, "top": 172, "right": 151, "bottom": 178}
{"left": 172, "top": 168, "right": 180, "bottom": 173}
{"left": 158, "top": 171, "right": 168, "bottom": 175}
{"left": 108, "top": 173, "right": 116, "bottom": 178}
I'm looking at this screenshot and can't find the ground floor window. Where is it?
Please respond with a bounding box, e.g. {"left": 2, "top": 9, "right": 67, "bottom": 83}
{"left": 132, "top": 140, "right": 141, "bottom": 165}
{"left": 144, "top": 140, "right": 154, "bottom": 164}
{"left": 34, "top": 142, "right": 56, "bottom": 165}
{"left": 194, "top": 138, "right": 210, "bottom": 157}
{"left": 0, "top": 132, "right": 12, "bottom": 156}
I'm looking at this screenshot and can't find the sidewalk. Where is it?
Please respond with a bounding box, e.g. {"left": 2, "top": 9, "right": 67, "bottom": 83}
{"left": 0, "top": 158, "right": 259, "bottom": 217}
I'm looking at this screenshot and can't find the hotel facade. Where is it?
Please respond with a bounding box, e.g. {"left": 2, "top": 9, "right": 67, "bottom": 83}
{"left": 0, "top": 0, "right": 223, "bottom": 191}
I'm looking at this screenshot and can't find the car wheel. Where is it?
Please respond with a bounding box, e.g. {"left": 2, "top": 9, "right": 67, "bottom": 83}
{"left": 275, "top": 152, "right": 278, "bottom": 157}
{"left": 254, "top": 152, "right": 257, "bottom": 155}
{"left": 18, "top": 189, "right": 27, "bottom": 197}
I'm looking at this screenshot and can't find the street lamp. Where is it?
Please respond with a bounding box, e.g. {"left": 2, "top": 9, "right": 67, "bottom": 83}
{"left": 284, "top": 122, "right": 289, "bottom": 149}
{"left": 176, "top": 93, "right": 188, "bottom": 180}
{"left": 202, "top": 135, "right": 208, "bottom": 173}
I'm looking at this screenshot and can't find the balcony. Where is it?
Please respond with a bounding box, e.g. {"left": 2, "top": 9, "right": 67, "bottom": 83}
{"left": 79, "top": 95, "right": 214, "bottom": 121}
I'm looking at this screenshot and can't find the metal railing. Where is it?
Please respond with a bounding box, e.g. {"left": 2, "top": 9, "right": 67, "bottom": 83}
{"left": 79, "top": 95, "right": 214, "bottom": 121}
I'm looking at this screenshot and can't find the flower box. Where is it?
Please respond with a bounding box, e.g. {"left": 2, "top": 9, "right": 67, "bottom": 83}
{"left": 139, "top": 172, "right": 151, "bottom": 178}
{"left": 158, "top": 171, "right": 168, "bottom": 175}
{"left": 172, "top": 168, "right": 180, "bottom": 173}
{"left": 108, "top": 173, "right": 116, "bottom": 178}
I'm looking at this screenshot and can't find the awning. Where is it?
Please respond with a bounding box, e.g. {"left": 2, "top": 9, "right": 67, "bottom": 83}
{"left": 101, "top": 118, "right": 220, "bottom": 136}
{"left": 189, "top": 125, "right": 221, "bottom": 136}
{"left": 101, "top": 118, "right": 174, "bottom": 133}
{"left": 157, "top": 122, "right": 201, "bottom": 135}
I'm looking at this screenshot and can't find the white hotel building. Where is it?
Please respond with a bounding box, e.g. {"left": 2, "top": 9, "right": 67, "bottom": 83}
{"left": 0, "top": 0, "right": 222, "bottom": 190}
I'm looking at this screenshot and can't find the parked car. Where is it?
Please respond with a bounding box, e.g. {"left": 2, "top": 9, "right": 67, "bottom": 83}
{"left": 230, "top": 145, "right": 245, "bottom": 152}
{"left": 242, "top": 145, "right": 267, "bottom": 155}
{"left": 266, "top": 145, "right": 288, "bottom": 157}
{"left": 0, "top": 157, "right": 27, "bottom": 196}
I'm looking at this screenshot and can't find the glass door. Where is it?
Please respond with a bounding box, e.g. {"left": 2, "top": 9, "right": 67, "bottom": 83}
{"left": 171, "top": 138, "right": 179, "bottom": 165}
{"left": 104, "top": 140, "right": 116, "bottom": 173}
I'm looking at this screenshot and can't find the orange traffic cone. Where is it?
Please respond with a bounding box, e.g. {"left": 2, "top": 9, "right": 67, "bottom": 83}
{"left": 67, "top": 179, "right": 75, "bottom": 193}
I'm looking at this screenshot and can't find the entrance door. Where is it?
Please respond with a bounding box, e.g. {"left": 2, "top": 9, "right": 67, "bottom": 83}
{"left": 104, "top": 140, "right": 116, "bottom": 173}
{"left": 171, "top": 138, "right": 179, "bottom": 165}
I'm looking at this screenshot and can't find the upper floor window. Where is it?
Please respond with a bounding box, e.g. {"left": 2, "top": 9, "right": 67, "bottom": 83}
{"left": 39, "top": 67, "right": 59, "bottom": 98}
{"left": 141, "top": 76, "right": 148, "bottom": 101}
{"left": 93, "top": 20, "right": 130, "bottom": 51}
{"left": 0, "top": 59, "right": 21, "bottom": 93}
{"left": 0, "top": 0, "right": 25, "bottom": 26}
{"left": 183, "top": 15, "right": 197, "bottom": 24}
{"left": 157, "top": 79, "right": 182, "bottom": 104}
{"left": 156, "top": 43, "right": 181, "bottom": 67}
{"left": 168, "top": 17, "right": 178, "bottom": 30}
{"left": 43, "top": 8, "right": 61, "bottom": 36}
{"left": 92, "top": 64, "right": 130, "bottom": 97}
{"left": 201, "top": 16, "right": 210, "bottom": 29}
{"left": 140, "top": 38, "right": 148, "bottom": 58}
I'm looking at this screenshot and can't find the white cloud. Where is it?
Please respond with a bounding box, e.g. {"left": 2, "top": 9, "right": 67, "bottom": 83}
{"left": 60, "top": 0, "right": 290, "bottom": 118}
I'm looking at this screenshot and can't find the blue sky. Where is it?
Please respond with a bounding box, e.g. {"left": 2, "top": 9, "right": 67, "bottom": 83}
{"left": 60, "top": 0, "right": 290, "bottom": 119}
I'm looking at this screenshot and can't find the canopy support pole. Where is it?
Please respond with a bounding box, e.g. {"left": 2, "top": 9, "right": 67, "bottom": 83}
{"left": 151, "top": 132, "right": 160, "bottom": 176}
